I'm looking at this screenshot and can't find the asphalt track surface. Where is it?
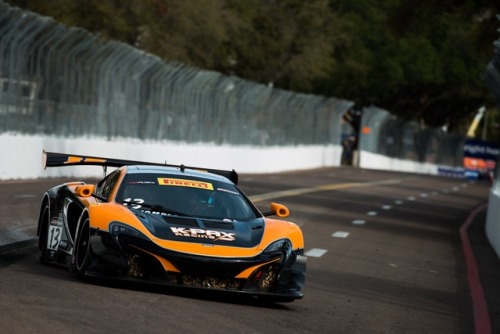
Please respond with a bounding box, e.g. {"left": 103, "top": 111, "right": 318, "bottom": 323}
{"left": 1, "top": 167, "right": 499, "bottom": 334}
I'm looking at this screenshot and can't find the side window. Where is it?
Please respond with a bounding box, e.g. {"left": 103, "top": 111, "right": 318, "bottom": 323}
{"left": 95, "top": 170, "right": 122, "bottom": 201}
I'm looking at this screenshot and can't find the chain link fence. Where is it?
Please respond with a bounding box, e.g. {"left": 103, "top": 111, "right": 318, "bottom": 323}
{"left": 0, "top": 1, "right": 353, "bottom": 146}
{"left": 1, "top": 0, "right": 477, "bottom": 171}
{"left": 359, "top": 107, "right": 466, "bottom": 168}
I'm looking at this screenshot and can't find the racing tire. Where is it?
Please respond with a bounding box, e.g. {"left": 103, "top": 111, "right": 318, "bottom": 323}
{"left": 74, "top": 217, "right": 91, "bottom": 276}
{"left": 38, "top": 205, "right": 50, "bottom": 263}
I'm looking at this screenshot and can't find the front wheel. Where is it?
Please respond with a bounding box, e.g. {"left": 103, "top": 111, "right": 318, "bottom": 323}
{"left": 73, "top": 217, "right": 90, "bottom": 275}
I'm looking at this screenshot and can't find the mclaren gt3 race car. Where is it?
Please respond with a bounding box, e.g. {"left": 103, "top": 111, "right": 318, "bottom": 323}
{"left": 38, "top": 151, "right": 306, "bottom": 302}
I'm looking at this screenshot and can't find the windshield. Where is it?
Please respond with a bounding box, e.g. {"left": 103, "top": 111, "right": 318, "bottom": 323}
{"left": 115, "top": 173, "right": 259, "bottom": 221}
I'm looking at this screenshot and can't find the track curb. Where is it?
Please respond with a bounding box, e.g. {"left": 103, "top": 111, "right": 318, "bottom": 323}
{"left": 460, "top": 202, "right": 491, "bottom": 334}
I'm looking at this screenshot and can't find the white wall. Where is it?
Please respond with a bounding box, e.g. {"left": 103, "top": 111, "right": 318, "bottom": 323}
{"left": 358, "top": 150, "right": 441, "bottom": 175}
{"left": 486, "top": 171, "right": 500, "bottom": 259}
{"left": 0, "top": 133, "right": 343, "bottom": 180}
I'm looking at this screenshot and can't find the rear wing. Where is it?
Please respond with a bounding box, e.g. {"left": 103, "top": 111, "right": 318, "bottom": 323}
{"left": 42, "top": 150, "right": 239, "bottom": 185}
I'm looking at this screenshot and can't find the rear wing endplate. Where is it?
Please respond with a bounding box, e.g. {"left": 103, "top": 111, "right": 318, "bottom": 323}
{"left": 42, "top": 150, "right": 238, "bottom": 184}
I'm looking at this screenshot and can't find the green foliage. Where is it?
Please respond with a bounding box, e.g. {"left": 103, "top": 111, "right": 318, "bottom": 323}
{"left": 4, "top": 0, "right": 500, "bottom": 136}
{"left": 220, "top": 0, "right": 337, "bottom": 92}
{"left": 320, "top": 0, "right": 499, "bottom": 133}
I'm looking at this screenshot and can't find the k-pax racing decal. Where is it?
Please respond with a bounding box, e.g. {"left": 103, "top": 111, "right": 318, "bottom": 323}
{"left": 158, "top": 178, "right": 214, "bottom": 190}
{"left": 170, "top": 227, "right": 236, "bottom": 241}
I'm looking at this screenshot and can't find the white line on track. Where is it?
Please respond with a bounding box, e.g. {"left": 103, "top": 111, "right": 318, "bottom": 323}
{"left": 246, "top": 178, "right": 404, "bottom": 262}
{"left": 304, "top": 248, "right": 327, "bottom": 257}
{"left": 332, "top": 231, "right": 349, "bottom": 238}
{"left": 13, "top": 194, "right": 36, "bottom": 199}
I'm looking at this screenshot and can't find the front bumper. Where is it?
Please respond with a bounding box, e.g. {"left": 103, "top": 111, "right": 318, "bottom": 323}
{"left": 85, "top": 228, "right": 306, "bottom": 300}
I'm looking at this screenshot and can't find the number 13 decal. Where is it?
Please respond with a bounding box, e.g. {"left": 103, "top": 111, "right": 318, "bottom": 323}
{"left": 47, "top": 225, "right": 63, "bottom": 250}
{"left": 123, "top": 198, "right": 144, "bottom": 209}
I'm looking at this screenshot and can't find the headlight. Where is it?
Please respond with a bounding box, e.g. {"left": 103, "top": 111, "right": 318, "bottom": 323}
{"left": 109, "top": 222, "right": 149, "bottom": 241}
{"left": 264, "top": 239, "right": 292, "bottom": 259}
{"left": 244, "top": 239, "right": 293, "bottom": 291}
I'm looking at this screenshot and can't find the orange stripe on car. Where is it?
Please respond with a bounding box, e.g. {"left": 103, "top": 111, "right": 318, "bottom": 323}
{"left": 65, "top": 156, "right": 83, "bottom": 164}
{"left": 131, "top": 246, "right": 181, "bottom": 273}
{"left": 84, "top": 158, "right": 106, "bottom": 163}
{"left": 235, "top": 258, "right": 280, "bottom": 279}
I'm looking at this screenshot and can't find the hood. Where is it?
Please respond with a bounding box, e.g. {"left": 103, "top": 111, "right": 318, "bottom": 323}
{"left": 133, "top": 210, "right": 265, "bottom": 248}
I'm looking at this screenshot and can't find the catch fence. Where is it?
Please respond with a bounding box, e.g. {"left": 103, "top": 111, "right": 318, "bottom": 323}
{"left": 0, "top": 1, "right": 352, "bottom": 146}
{"left": 359, "top": 107, "right": 465, "bottom": 168}
{"left": 0, "top": 0, "right": 474, "bottom": 171}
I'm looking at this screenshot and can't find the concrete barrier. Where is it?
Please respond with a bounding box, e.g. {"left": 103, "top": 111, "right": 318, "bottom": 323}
{"left": 485, "top": 165, "right": 500, "bottom": 259}
{"left": 0, "top": 133, "right": 342, "bottom": 180}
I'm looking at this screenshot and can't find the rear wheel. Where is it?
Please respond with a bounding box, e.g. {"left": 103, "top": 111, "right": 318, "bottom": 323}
{"left": 74, "top": 217, "right": 90, "bottom": 275}
{"left": 38, "top": 205, "right": 50, "bottom": 263}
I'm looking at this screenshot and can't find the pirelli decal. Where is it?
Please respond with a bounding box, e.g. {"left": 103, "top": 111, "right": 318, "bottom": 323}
{"left": 157, "top": 178, "right": 214, "bottom": 190}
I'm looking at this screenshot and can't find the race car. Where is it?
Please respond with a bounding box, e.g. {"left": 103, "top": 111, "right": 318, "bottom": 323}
{"left": 37, "top": 151, "right": 306, "bottom": 302}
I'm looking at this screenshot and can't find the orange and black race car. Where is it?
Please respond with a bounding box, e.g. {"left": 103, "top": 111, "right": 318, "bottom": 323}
{"left": 38, "top": 151, "right": 306, "bottom": 302}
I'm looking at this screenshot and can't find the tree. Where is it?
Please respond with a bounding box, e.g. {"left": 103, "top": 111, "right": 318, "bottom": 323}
{"left": 320, "top": 0, "right": 500, "bottom": 131}
{"left": 5, "top": 0, "right": 500, "bottom": 136}
{"left": 222, "top": 0, "right": 338, "bottom": 92}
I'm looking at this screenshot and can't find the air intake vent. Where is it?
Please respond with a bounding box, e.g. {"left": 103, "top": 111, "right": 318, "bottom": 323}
{"left": 163, "top": 216, "right": 199, "bottom": 227}
{"left": 201, "top": 220, "right": 235, "bottom": 230}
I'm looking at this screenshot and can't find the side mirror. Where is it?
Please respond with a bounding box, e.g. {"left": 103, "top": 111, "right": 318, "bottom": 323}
{"left": 262, "top": 202, "right": 290, "bottom": 218}
{"left": 74, "top": 184, "right": 96, "bottom": 198}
